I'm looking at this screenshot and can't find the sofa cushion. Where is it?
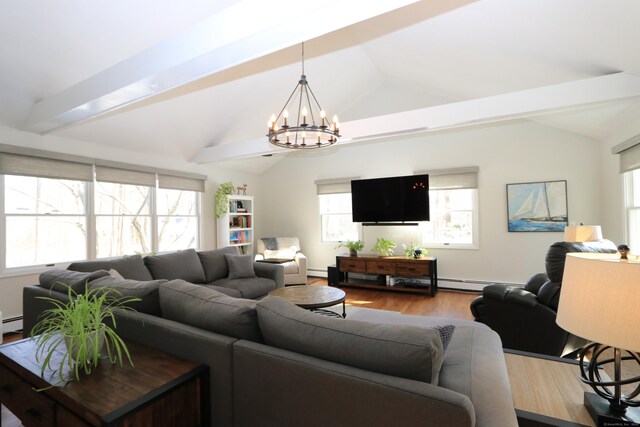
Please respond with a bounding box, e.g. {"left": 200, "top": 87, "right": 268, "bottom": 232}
{"left": 159, "top": 280, "right": 262, "bottom": 342}
{"left": 68, "top": 255, "right": 153, "bottom": 281}
{"left": 88, "top": 276, "right": 167, "bottom": 316}
{"left": 210, "top": 277, "right": 276, "bottom": 299}
{"left": 39, "top": 268, "right": 110, "bottom": 294}
{"left": 264, "top": 248, "right": 296, "bottom": 261}
{"left": 224, "top": 254, "right": 256, "bottom": 279}
{"left": 256, "top": 296, "right": 447, "bottom": 384}
{"left": 144, "top": 249, "right": 206, "bottom": 283}
{"left": 198, "top": 246, "right": 237, "bottom": 282}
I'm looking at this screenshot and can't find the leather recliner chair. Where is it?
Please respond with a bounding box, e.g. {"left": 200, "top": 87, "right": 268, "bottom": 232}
{"left": 470, "top": 239, "right": 617, "bottom": 356}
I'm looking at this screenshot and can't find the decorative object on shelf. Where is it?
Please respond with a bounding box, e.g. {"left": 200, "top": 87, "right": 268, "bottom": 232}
{"left": 556, "top": 253, "right": 640, "bottom": 426}
{"left": 506, "top": 180, "right": 568, "bottom": 232}
{"left": 371, "top": 237, "right": 396, "bottom": 257}
{"left": 335, "top": 240, "right": 364, "bottom": 257}
{"left": 563, "top": 224, "right": 603, "bottom": 242}
{"left": 215, "top": 181, "right": 235, "bottom": 219}
{"left": 617, "top": 244, "right": 630, "bottom": 260}
{"left": 236, "top": 183, "right": 247, "bottom": 195}
{"left": 267, "top": 42, "right": 340, "bottom": 150}
{"left": 402, "top": 241, "right": 428, "bottom": 258}
{"left": 31, "top": 285, "right": 140, "bottom": 385}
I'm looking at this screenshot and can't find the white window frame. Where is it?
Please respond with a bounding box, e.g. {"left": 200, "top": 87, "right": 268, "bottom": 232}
{"left": 318, "top": 192, "right": 360, "bottom": 243}
{"left": 1, "top": 161, "right": 203, "bottom": 276}
{"left": 624, "top": 169, "right": 640, "bottom": 253}
{"left": 417, "top": 167, "right": 479, "bottom": 250}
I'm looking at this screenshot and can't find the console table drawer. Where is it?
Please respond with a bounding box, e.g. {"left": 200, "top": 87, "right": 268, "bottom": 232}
{"left": 397, "top": 263, "right": 429, "bottom": 276}
{"left": 339, "top": 259, "right": 366, "bottom": 273}
{"left": 366, "top": 261, "right": 396, "bottom": 275}
{"left": 0, "top": 363, "right": 55, "bottom": 426}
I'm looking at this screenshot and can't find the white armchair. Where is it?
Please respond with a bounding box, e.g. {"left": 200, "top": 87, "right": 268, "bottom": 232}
{"left": 255, "top": 237, "right": 307, "bottom": 285}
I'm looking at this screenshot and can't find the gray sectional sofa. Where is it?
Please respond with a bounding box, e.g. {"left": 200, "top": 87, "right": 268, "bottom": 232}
{"left": 22, "top": 250, "right": 517, "bottom": 427}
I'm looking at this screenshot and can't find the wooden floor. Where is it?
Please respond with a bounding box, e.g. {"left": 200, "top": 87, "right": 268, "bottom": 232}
{"left": 1, "top": 281, "right": 479, "bottom": 426}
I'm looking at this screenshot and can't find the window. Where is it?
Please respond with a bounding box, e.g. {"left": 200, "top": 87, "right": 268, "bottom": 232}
{"left": 95, "top": 182, "right": 152, "bottom": 257}
{"left": 418, "top": 167, "right": 479, "bottom": 248}
{"left": 4, "top": 175, "right": 87, "bottom": 267}
{"left": 319, "top": 193, "right": 359, "bottom": 242}
{"left": 315, "top": 177, "right": 360, "bottom": 242}
{"left": 157, "top": 188, "right": 199, "bottom": 251}
{"left": 624, "top": 169, "right": 640, "bottom": 252}
{"left": 0, "top": 147, "right": 205, "bottom": 272}
{"left": 421, "top": 188, "right": 477, "bottom": 246}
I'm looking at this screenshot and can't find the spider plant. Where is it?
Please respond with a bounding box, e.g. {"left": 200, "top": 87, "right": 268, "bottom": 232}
{"left": 31, "top": 285, "right": 140, "bottom": 384}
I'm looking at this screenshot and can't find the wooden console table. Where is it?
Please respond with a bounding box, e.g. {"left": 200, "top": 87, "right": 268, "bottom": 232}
{"left": 0, "top": 338, "right": 208, "bottom": 427}
{"left": 335, "top": 254, "right": 437, "bottom": 296}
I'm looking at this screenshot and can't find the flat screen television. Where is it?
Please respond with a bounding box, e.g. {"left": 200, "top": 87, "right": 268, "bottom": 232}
{"left": 351, "top": 174, "right": 430, "bottom": 223}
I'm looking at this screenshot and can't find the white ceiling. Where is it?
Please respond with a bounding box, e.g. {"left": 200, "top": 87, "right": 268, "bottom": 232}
{"left": 2, "top": 0, "right": 640, "bottom": 173}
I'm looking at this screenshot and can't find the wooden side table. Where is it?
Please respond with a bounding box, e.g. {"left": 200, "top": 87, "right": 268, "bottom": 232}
{"left": 505, "top": 350, "right": 597, "bottom": 427}
{"left": 0, "top": 338, "right": 208, "bottom": 427}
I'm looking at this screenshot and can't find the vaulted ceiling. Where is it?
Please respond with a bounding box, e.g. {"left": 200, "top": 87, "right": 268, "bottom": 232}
{"left": 2, "top": 0, "right": 640, "bottom": 173}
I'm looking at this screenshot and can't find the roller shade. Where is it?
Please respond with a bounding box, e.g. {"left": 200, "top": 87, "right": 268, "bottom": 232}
{"left": 0, "top": 153, "right": 93, "bottom": 181}
{"left": 612, "top": 134, "right": 640, "bottom": 173}
{"left": 315, "top": 177, "right": 360, "bottom": 195}
{"left": 158, "top": 174, "right": 205, "bottom": 192}
{"left": 415, "top": 167, "right": 478, "bottom": 190}
{"left": 95, "top": 165, "right": 156, "bottom": 186}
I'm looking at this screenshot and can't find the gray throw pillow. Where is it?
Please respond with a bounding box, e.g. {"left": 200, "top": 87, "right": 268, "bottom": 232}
{"left": 68, "top": 255, "right": 153, "bottom": 281}
{"left": 88, "top": 276, "right": 167, "bottom": 316}
{"left": 144, "top": 249, "right": 206, "bottom": 283}
{"left": 159, "top": 280, "right": 262, "bottom": 342}
{"left": 198, "top": 246, "right": 237, "bottom": 282}
{"left": 39, "top": 269, "right": 110, "bottom": 294}
{"left": 224, "top": 254, "right": 256, "bottom": 279}
{"left": 257, "top": 296, "right": 448, "bottom": 384}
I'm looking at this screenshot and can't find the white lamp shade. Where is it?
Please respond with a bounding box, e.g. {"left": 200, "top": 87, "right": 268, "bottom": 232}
{"left": 557, "top": 253, "right": 640, "bottom": 353}
{"left": 563, "top": 225, "right": 603, "bottom": 242}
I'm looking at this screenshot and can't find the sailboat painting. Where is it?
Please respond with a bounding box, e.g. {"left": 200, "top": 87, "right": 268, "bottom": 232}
{"left": 507, "top": 180, "right": 568, "bottom": 232}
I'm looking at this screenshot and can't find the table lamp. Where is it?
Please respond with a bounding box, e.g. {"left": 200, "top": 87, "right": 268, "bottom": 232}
{"left": 563, "top": 225, "right": 603, "bottom": 242}
{"left": 557, "top": 253, "right": 640, "bottom": 426}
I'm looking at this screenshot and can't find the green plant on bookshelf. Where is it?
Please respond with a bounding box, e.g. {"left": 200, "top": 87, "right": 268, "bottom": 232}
{"left": 215, "top": 181, "right": 235, "bottom": 219}
{"left": 371, "top": 237, "right": 396, "bottom": 257}
{"left": 335, "top": 240, "right": 365, "bottom": 257}
{"left": 31, "top": 285, "right": 140, "bottom": 385}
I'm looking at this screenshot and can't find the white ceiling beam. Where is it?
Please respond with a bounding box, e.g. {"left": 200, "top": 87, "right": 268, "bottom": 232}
{"left": 192, "top": 72, "right": 640, "bottom": 163}
{"left": 24, "top": 0, "right": 419, "bottom": 134}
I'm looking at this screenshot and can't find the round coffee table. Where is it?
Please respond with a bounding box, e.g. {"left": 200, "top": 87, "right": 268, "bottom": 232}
{"left": 269, "top": 286, "right": 347, "bottom": 318}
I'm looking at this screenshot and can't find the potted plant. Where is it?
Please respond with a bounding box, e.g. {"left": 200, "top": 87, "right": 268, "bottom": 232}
{"left": 335, "top": 240, "right": 365, "bottom": 257}
{"left": 31, "top": 285, "right": 140, "bottom": 384}
{"left": 215, "top": 181, "right": 235, "bottom": 219}
{"left": 371, "top": 237, "right": 396, "bottom": 257}
{"left": 402, "top": 241, "right": 429, "bottom": 258}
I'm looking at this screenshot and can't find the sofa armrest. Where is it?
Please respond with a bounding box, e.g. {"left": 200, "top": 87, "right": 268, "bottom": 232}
{"left": 23, "top": 285, "right": 71, "bottom": 337}
{"left": 254, "top": 254, "right": 265, "bottom": 261}
{"left": 294, "top": 252, "right": 307, "bottom": 272}
{"left": 254, "top": 262, "right": 285, "bottom": 289}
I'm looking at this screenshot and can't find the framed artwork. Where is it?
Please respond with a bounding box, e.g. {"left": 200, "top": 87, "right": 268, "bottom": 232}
{"left": 506, "top": 180, "right": 568, "bottom": 232}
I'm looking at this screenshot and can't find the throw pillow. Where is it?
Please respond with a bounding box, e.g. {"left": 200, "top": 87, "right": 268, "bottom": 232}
{"left": 109, "top": 268, "right": 124, "bottom": 279}
{"left": 68, "top": 255, "right": 153, "bottom": 281}
{"left": 144, "top": 249, "right": 206, "bottom": 283}
{"left": 39, "top": 269, "right": 110, "bottom": 294}
{"left": 159, "top": 280, "right": 262, "bottom": 342}
{"left": 225, "top": 254, "right": 256, "bottom": 279}
{"left": 263, "top": 248, "right": 296, "bottom": 261}
{"left": 257, "top": 296, "right": 447, "bottom": 384}
{"left": 88, "top": 276, "right": 167, "bottom": 316}
{"left": 197, "top": 246, "right": 237, "bottom": 282}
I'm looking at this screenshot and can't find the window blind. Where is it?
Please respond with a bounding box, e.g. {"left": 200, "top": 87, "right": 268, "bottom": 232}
{"left": 95, "top": 165, "right": 156, "bottom": 187}
{"left": 0, "top": 153, "right": 94, "bottom": 181}
{"left": 612, "top": 133, "right": 640, "bottom": 173}
{"left": 158, "top": 173, "right": 205, "bottom": 192}
{"left": 415, "top": 166, "right": 479, "bottom": 190}
{"left": 315, "top": 177, "right": 360, "bottom": 195}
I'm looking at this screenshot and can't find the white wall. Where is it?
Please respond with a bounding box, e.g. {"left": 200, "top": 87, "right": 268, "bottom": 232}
{"left": 0, "top": 125, "right": 260, "bottom": 323}
{"left": 255, "top": 120, "right": 604, "bottom": 285}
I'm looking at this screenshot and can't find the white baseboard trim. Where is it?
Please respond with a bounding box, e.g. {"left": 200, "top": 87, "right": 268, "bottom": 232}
{"left": 2, "top": 316, "right": 23, "bottom": 334}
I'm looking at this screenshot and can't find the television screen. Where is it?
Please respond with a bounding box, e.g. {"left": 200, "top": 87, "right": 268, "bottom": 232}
{"left": 351, "top": 174, "right": 430, "bottom": 223}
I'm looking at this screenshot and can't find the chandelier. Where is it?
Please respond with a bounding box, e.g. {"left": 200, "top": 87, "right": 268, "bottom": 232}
{"left": 267, "top": 43, "right": 340, "bottom": 149}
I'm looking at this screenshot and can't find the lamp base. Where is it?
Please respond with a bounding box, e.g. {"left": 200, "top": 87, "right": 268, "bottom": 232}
{"left": 585, "top": 392, "right": 640, "bottom": 427}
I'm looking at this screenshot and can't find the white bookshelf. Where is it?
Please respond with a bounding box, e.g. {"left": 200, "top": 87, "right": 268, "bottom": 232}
{"left": 216, "top": 195, "right": 254, "bottom": 254}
